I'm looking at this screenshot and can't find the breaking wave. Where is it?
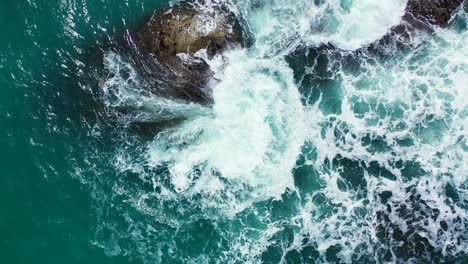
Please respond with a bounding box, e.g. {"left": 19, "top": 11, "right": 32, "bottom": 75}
{"left": 84, "top": 0, "right": 468, "bottom": 263}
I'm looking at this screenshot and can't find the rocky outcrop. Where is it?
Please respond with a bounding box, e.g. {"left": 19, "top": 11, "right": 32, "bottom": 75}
{"left": 371, "top": 0, "right": 464, "bottom": 50}
{"left": 134, "top": 4, "right": 241, "bottom": 104}
{"left": 137, "top": 5, "right": 240, "bottom": 57}
{"left": 404, "top": 0, "right": 463, "bottom": 29}
{"left": 390, "top": 0, "right": 464, "bottom": 40}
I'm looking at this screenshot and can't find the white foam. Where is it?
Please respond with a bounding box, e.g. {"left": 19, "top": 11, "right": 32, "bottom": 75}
{"left": 297, "top": 19, "right": 468, "bottom": 262}
{"left": 148, "top": 49, "right": 306, "bottom": 200}
{"left": 102, "top": 52, "right": 211, "bottom": 123}
{"left": 94, "top": 2, "right": 468, "bottom": 262}
{"left": 230, "top": 0, "right": 407, "bottom": 54}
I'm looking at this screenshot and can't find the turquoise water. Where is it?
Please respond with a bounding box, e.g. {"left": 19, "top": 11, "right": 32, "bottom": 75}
{"left": 1, "top": 0, "right": 467, "bottom": 263}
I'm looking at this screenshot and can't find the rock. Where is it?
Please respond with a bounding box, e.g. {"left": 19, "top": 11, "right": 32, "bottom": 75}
{"left": 133, "top": 4, "right": 242, "bottom": 104}
{"left": 403, "top": 0, "right": 463, "bottom": 29}
{"left": 391, "top": 0, "right": 464, "bottom": 38}
{"left": 371, "top": 0, "right": 464, "bottom": 50}
{"left": 137, "top": 5, "right": 240, "bottom": 57}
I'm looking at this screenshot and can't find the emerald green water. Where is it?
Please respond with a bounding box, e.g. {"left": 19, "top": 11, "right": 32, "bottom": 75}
{"left": 1, "top": 0, "right": 467, "bottom": 263}
{"left": 0, "top": 1, "right": 167, "bottom": 263}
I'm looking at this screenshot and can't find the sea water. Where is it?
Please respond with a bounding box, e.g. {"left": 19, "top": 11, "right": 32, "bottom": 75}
{"left": 0, "top": 0, "right": 466, "bottom": 263}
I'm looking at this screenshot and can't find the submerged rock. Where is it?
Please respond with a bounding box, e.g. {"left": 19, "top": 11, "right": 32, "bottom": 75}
{"left": 134, "top": 3, "right": 242, "bottom": 104}
{"left": 391, "top": 0, "right": 464, "bottom": 39}
{"left": 371, "top": 0, "right": 464, "bottom": 49}
{"left": 404, "top": 0, "right": 463, "bottom": 29}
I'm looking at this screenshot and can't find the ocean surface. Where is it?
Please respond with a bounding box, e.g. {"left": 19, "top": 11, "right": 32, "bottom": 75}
{"left": 0, "top": 0, "right": 467, "bottom": 263}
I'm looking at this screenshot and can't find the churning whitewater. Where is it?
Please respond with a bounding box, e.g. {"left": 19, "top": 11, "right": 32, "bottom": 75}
{"left": 89, "top": 0, "right": 468, "bottom": 263}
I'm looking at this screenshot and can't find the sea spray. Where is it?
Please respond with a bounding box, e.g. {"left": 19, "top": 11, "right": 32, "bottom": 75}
{"left": 102, "top": 52, "right": 211, "bottom": 123}
{"left": 227, "top": 0, "right": 408, "bottom": 55}
{"left": 148, "top": 48, "right": 306, "bottom": 201}
{"left": 91, "top": 1, "right": 468, "bottom": 263}
{"left": 296, "top": 10, "right": 468, "bottom": 263}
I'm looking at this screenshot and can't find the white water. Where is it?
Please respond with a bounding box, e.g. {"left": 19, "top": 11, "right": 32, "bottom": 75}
{"left": 227, "top": 0, "right": 408, "bottom": 54}
{"left": 98, "top": 1, "right": 468, "bottom": 263}
{"left": 148, "top": 49, "right": 306, "bottom": 200}
{"left": 298, "top": 25, "right": 468, "bottom": 262}
{"left": 102, "top": 52, "right": 211, "bottom": 123}
{"left": 104, "top": 0, "right": 410, "bottom": 203}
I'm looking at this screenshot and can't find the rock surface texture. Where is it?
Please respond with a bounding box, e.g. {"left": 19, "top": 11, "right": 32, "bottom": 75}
{"left": 134, "top": 4, "right": 241, "bottom": 104}
{"left": 404, "top": 0, "right": 463, "bottom": 29}
{"left": 392, "top": 0, "right": 464, "bottom": 38}
{"left": 373, "top": 0, "right": 464, "bottom": 49}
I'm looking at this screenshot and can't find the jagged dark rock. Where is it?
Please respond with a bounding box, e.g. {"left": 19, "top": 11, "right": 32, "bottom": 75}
{"left": 370, "top": 0, "right": 464, "bottom": 51}
{"left": 137, "top": 5, "right": 240, "bottom": 57}
{"left": 391, "top": 0, "right": 463, "bottom": 41}
{"left": 404, "top": 0, "right": 463, "bottom": 29}
{"left": 134, "top": 3, "right": 242, "bottom": 104}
